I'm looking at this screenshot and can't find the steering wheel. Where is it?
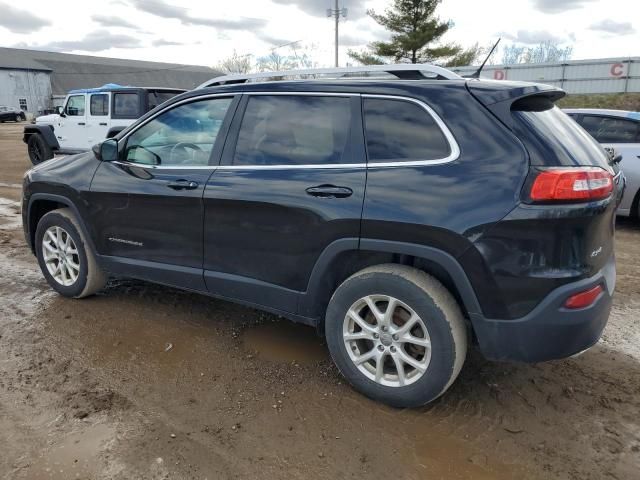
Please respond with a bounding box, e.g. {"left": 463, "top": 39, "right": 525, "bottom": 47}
{"left": 169, "top": 142, "right": 203, "bottom": 165}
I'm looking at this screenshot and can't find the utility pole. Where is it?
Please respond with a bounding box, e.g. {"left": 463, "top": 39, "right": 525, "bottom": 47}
{"left": 327, "top": 1, "right": 347, "bottom": 67}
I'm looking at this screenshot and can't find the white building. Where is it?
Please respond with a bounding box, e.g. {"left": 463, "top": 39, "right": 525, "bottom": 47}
{"left": 0, "top": 48, "right": 220, "bottom": 116}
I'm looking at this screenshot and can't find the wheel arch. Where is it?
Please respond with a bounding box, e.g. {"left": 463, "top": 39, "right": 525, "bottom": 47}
{"left": 23, "top": 125, "right": 59, "bottom": 150}
{"left": 302, "top": 239, "right": 482, "bottom": 333}
{"left": 27, "top": 194, "right": 94, "bottom": 255}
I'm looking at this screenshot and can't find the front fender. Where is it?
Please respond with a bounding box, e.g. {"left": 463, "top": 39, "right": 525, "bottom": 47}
{"left": 23, "top": 124, "right": 60, "bottom": 150}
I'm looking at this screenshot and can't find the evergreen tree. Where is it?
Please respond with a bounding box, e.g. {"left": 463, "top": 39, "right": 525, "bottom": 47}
{"left": 349, "top": 0, "right": 475, "bottom": 66}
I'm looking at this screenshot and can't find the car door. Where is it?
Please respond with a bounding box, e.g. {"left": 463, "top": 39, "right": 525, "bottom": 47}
{"left": 88, "top": 94, "right": 239, "bottom": 291}
{"left": 202, "top": 93, "right": 366, "bottom": 313}
{"left": 86, "top": 92, "right": 111, "bottom": 146}
{"left": 579, "top": 114, "right": 640, "bottom": 214}
{"left": 56, "top": 94, "right": 87, "bottom": 150}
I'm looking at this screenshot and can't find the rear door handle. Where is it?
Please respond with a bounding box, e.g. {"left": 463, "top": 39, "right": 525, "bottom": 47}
{"left": 99, "top": 122, "right": 108, "bottom": 126}
{"left": 77, "top": 122, "right": 85, "bottom": 125}
{"left": 305, "top": 184, "right": 353, "bottom": 198}
{"left": 167, "top": 180, "right": 199, "bottom": 190}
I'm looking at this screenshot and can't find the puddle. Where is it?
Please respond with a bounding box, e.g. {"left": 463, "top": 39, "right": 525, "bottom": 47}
{"left": 243, "top": 321, "right": 327, "bottom": 365}
{"left": 28, "top": 423, "right": 115, "bottom": 480}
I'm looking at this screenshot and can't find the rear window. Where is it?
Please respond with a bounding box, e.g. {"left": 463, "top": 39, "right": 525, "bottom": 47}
{"left": 147, "top": 91, "right": 182, "bottom": 111}
{"left": 113, "top": 93, "right": 140, "bottom": 118}
{"left": 512, "top": 97, "right": 610, "bottom": 168}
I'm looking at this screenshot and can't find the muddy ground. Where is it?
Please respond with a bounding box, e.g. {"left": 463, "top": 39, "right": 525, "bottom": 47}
{"left": 0, "top": 122, "right": 638, "bottom": 479}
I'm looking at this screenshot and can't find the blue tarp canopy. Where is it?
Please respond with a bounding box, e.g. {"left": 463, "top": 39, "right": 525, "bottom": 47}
{"left": 68, "top": 83, "right": 133, "bottom": 94}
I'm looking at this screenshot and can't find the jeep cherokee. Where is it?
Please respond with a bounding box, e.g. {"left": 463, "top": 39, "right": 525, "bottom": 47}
{"left": 22, "top": 65, "right": 623, "bottom": 407}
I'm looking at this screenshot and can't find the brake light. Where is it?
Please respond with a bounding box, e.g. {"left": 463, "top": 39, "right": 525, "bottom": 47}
{"left": 564, "top": 285, "right": 603, "bottom": 309}
{"left": 530, "top": 167, "right": 613, "bottom": 202}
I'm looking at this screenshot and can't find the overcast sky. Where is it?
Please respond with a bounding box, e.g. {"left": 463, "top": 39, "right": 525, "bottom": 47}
{"left": 0, "top": 0, "right": 638, "bottom": 67}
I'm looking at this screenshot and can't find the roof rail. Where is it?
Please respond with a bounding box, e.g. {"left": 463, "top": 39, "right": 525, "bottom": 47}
{"left": 196, "top": 64, "right": 461, "bottom": 89}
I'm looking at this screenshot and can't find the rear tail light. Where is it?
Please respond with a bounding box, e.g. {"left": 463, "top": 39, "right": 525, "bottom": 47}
{"left": 564, "top": 285, "right": 603, "bottom": 309}
{"left": 529, "top": 167, "right": 613, "bottom": 202}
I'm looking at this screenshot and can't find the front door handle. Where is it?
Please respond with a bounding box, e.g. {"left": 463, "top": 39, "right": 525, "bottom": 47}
{"left": 99, "top": 122, "right": 108, "bottom": 126}
{"left": 78, "top": 122, "right": 86, "bottom": 125}
{"left": 167, "top": 180, "right": 199, "bottom": 190}
{"left": 305, "top": 184, "right": 353, "bottom": 198}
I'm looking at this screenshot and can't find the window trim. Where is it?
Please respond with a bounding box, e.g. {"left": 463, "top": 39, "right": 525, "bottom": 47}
{"left": 117, "top": 91, "right": 460, "bottom": 170}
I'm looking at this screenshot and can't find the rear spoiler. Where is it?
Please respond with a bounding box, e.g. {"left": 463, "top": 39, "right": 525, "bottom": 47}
{"left": 465, "top": 79, "right": 565, "bottom": 129}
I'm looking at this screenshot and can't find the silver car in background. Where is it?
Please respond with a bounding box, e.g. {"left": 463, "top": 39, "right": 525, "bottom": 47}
{"left": 564, "top": 108, "right": 640, "bottom": 217}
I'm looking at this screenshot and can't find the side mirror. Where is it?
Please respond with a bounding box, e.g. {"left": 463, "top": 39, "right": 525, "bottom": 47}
{"left": 56, "top": 106, "right": 64, "bottom": 115}
{"left": 93, "top": 138, "right": 118, "bottom": 162}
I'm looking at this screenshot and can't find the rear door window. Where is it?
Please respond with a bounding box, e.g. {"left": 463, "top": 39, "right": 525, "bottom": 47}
{"left": 233, "top": 95, "right": 352, "bottom": 166}
{"left": 363, "top": 97, "right": 451, "bottom": 162}
{"left": 580, "top": 115, "right": 640, "bottom": 143}
{"left": 90, "top": 94, "right": 109, "bottom": 116}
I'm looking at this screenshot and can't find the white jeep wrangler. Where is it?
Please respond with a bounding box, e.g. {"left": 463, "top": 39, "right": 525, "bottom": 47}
{"left": 24, "top": 85, "right": 184, "bottom": 164}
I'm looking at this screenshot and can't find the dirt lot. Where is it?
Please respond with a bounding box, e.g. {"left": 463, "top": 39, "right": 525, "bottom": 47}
{"left": 0, "top": 122, "right": 638, "bottom": 479}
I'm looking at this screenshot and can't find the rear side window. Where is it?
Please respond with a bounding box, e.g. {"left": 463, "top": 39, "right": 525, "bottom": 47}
{"left": 90, "top": 94, "right": 108, "bottom": 116}
{"left": 363, "top": 98, "right": 451, "bottom": 162}
{"left": 580, "top": 115, "right": 640, "bottom": 144}
{"left": 113, "top": 93, "right": 139, "bottom": 118}
{"left": 233, "top": 95, "right": 352, "bottom": 166}
{"left": 512, "top": 97, "right": 610, "bottom": 167}
{"left": 148, "top": 91, "right": 182, "bottom": 111}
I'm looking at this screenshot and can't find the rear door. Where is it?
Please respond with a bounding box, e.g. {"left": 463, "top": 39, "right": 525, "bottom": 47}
{"left": 88, "top": 95, "right": 238, "bottom": 290}
{"left": 56, "top": 94, "right": 87, "bottom": 150}
{"left": 202, "top": 93, "right": 366, "bottom": 313}
{"left": 86, "top": 92, "right": 111, "bottom": 146}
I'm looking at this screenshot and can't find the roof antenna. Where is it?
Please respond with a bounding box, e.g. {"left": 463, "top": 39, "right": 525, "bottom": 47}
{"left": 465, "top": 38, "right": 501, "bottom": 79}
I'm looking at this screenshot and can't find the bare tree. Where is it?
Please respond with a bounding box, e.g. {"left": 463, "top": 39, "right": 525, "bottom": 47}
{"left": 501, "top": 41, "right": 573, "bottom": 65}
{"left": 257, "top": 51, "right": 293, "bottom": 72}
{"left": 217, "top": 50, "right": 254, "bottom": 74}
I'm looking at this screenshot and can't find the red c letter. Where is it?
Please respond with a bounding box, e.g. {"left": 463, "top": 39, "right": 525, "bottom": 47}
{"left": 610, "top": 63, "right": 624, "bottom": 77}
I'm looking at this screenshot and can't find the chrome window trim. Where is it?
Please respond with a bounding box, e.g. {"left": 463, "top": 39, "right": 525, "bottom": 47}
{"left": 116, "top": 91, "right": 460, "bottom": 171}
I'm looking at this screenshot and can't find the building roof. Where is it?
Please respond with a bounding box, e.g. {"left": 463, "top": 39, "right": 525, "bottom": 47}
{"left": 0, "top": 47, "right": 221, "bottom": 95}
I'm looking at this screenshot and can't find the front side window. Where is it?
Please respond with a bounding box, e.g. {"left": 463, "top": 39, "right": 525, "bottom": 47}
{"left": 233, "top": 95, "right": 352, "bottom": 166}
{"left": 580, "top": 115, "right": 640, "bottom": 144}
{"left": 363, "top": 98, "right": 451, "bottom": 162}
{"left": 90, "top": 94, "right": 109, "bottom": 116}
{"left": 124, "top": 97, "right": 232, "bottom": 167}
{"left": 113, "top": 93, "right": 140, "bottom": 118}
{"left": 65, "top": 95, "right": 85, "bottom": 116}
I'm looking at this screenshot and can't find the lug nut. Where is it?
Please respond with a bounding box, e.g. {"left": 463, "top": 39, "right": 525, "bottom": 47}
{"left": 392, "top": 334, "right": 398, "bottom": 341}
{"left": 390, "top": 346, "right": 397, "bottom": 353}
{"left": 381, "top": 326, "right": 388, "bottom": 332}
{"left": 373, "top": 333, "right": 379, "bottom": 339}
{"left": 378, "top": 345, "right": 385, "bottom": 352}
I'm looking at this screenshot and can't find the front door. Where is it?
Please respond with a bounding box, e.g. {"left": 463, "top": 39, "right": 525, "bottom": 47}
{"left": 202, "top": 93, "right": 366, "bottom": 313}
{"left": 88, "top": 95, "right": 238, "bottom": 291}
{"left": 86, "top": 92, "right": 111, "bottom": 147}
{"left": 56, "top": 94, "right": 87, "bottom": 150}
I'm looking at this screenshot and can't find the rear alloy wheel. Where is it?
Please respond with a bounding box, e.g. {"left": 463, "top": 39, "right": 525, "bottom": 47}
{"left": 325, "top": 264, "right": 467, "bottom": 408}
{"left": 14, "top": 114, "right": 21, "bottom": 122}
{"left": 27, "top": 134, "right": 53, "bottom": 165}
{"left": 343, "top": 295, "right": 431, "bottom": 387}
{"left": 35, "top": 208, "right": 107, "bottom": 298}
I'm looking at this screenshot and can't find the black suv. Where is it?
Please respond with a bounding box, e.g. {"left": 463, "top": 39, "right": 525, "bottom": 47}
{"left": 22, "top": 65, "right": 623, "bottom": 407}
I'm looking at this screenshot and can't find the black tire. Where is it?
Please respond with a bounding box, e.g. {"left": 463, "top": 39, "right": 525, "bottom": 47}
{"left": 325, "top": 264, "right": 467, "bottom": 408}
{"left": 27, "top": 133, "right": 54, "bottom": 165}
{"left": 14, "top": 114, "right": 21, "bottom": 122}
{"left": 35, "top": 208, "right": 107, "bottom": 298}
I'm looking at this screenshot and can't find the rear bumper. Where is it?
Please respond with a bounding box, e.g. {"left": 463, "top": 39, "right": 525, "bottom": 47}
{"left": 471, "top": 254, "right": 615, "bottom": 362}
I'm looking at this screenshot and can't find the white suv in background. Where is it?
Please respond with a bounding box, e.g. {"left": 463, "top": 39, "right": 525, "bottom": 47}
{"left": 565, "top": 109, "right": 640, "bottom": 217}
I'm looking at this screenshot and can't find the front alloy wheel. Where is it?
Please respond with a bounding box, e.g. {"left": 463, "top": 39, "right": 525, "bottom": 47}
{"left": 42, "top": 225, "right": 80, "bottom": 286}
